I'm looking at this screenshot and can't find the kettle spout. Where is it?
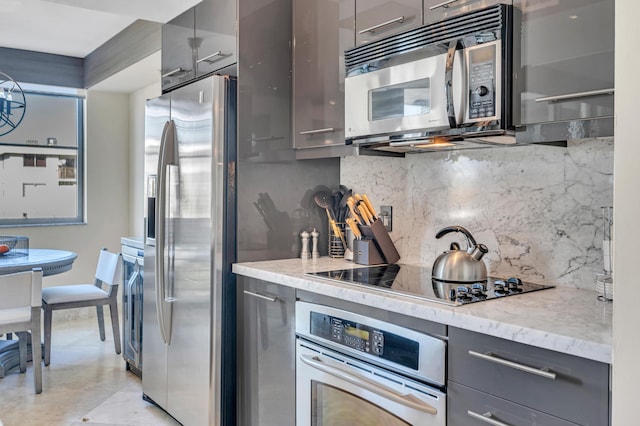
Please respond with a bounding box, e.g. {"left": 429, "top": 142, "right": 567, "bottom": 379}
{"left": 470, "top": 243, "right": 488, "bottom": 261}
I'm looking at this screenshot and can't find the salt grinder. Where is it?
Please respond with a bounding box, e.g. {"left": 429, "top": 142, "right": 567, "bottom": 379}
{"left": 300, "top": 230, "right": 310, "bottom": 259}
{"left": 311, "top": 229, "right": 320, "bottom": 259}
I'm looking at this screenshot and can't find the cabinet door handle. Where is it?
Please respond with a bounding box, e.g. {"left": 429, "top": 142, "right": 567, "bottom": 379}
{"left": 299, "top": 127, "right": 336, "bottom": 135}
{"left": 429, "top": 0, "right": 460, "bottom": 10}
{"left": 535, "top": 88, "right": 615, "bottom": 103}
{"left": 467, "top": 410, "right": 511, "bottom": 426}
{"left": 359, "top": 16, "right": 406, "bottom": 34}
{"left": 468, "top": 350, "right": 557, "bottom": 380}
{"left": 196, "top": 51, "right": 228, "bottom": 65}
{"left": 243, "top": 290, "right": 278, "bottom": 302}
{"left": 162, "top": 67, "right": 187, "bottom": 78}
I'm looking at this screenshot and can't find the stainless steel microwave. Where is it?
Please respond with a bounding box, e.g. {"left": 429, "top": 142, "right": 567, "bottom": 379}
{"left": 344, "top": 4, "right": 515, "bottom": 153}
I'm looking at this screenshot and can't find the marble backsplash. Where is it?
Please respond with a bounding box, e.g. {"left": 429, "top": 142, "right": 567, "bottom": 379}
{"left": 340, "top": 138, "right": 614, "bottom": 289}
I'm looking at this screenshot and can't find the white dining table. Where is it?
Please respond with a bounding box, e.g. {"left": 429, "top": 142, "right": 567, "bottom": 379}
{"left": 0, "top": 248, "right": 77, "bottom": 377}
{"left": 0, "top": 248, "right": 77, "bottom": 276}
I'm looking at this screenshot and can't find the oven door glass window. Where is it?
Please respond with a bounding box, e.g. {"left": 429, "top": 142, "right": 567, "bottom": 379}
{"left": 369, "top": 79, "right": 431, "bottom": 121}
{"left": 312, "top": 382, "right": 409, "bottom": 426}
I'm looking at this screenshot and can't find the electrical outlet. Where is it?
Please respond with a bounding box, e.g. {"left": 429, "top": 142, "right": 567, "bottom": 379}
{"left": 379, "top": 206, "right": 392, "bottom": 231}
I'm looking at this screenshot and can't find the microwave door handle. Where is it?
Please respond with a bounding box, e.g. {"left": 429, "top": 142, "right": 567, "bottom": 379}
{"left": 299, "top": 354, "right": 438, "bottom": 415}
{"left": 445, "top": 40, "right": 458, "bottom": 129}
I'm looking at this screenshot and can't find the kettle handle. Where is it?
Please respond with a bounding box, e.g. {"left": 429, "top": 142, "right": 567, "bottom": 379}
{"left": 435, "top": 226, "right": 478, "bottom": 247}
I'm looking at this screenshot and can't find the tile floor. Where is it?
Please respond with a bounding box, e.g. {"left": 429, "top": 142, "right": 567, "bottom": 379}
{"left": 0, "top": 316, "right": 180, "bottom": 426}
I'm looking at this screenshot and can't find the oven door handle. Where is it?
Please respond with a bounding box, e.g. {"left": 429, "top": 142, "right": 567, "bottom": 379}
{"left": 299, "top": 354, "right": 438, "bottom": 415}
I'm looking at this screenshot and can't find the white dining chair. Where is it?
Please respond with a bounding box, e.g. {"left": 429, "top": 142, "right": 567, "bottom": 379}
{"left": 0, "top": 268, "right": 43, "bottom": 393}
{"left": 41, "top": 248, "right": 122, "bottom": 366}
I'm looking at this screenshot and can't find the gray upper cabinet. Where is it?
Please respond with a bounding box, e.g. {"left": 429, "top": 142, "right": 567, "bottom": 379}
{"left": 161, "top": 8, "right": 196, "bottom": 92}
{"left": 514, "top": 0, "right": 614, "bottom": 126}
{"left": 194, "top": 0, "right": 237, "bottom": 79}
{"left": 356, "top": 0, "right": 422, "bottom": 45}
{"left": 423, "top": 0, "right": 509, "bottom": 25}
{"left": 292, "top": 0, "right": 354, "bottom": 150}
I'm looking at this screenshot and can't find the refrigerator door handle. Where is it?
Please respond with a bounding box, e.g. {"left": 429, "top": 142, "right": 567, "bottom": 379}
{"left": 155, "top": 119, "right": 177, "bottom": 345}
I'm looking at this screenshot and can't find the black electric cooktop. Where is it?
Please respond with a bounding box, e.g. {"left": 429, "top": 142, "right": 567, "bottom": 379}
{"left": 306, "top": 264, "right": 554, "bottom": 306}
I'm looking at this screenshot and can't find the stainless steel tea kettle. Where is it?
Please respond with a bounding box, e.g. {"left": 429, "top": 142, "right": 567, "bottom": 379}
{"left": 432, "top": 226, "right": 488, "bottom": 283}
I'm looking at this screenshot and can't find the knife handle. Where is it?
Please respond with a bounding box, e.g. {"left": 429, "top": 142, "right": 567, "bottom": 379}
{"left": 362, "top": 194, "right": 377, "bottom": 219}
{"left": 347, "top": 198, "right": 363, "bottom": 225}
{"left": 358, "top": 204, "right": 372, "bottom": 225}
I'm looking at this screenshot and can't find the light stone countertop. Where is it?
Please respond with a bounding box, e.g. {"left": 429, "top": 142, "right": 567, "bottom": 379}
{"left": 232, "top": 257, "right": 613, "bottom": 364}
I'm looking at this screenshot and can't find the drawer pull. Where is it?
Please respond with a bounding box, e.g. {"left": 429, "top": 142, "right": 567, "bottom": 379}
{"left": 535, "top": 88, "right": 615, "bottom": 103}
{"left": 196, "top": 51, "right": 229, "bottom": 65}
{"left": 467, "top": 410, "right": 511, "bottom": 426}
{"left": 429, "top": 0, "right": 460, "bottom": 10}
{"left": 162, "top": 67, "right": 188, "bottom": 78}
{"left": 243, "top": 290, "right": 278, "bottom": 302}
{"left": 468, "top": 350, "right": 557, "bottom": 380}
{"left": 359, "top": 16, "right": 406, "bottom": 34}
{"left": 299, "top": 127, "right": 336, "bottom": 135}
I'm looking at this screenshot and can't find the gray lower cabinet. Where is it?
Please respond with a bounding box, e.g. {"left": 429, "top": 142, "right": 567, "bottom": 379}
{"left": 237, "top": 277, "right": 296, "bottom": 426}
{"left": 513, "top": 0, "right": 614, "bottom": 126}
{"left": 448, "top": 327, "right": 610, "bottom": 426}
{"left": 449, "top": 382, "right": 576, "bottom": 426}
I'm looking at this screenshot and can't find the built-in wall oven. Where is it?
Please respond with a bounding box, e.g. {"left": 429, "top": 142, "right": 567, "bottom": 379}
{"left": 121, "top": 237, "right": 144, "bottom": 377}
{"left": 295, "top": 301, "right": 446, "bottom": 425}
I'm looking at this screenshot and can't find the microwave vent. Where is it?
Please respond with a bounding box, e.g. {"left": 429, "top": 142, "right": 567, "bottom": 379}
{"left": 345, "top": 4, "right": 506, "bottom": 70}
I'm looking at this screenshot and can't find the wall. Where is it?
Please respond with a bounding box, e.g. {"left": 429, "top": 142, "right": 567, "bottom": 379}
{"left": 128, "top": 82, "right": 161, "bottom": 236}
{"left": 1, "top": 91, "right": 130, "bottom": 318}
{"left": 341, "top": 138, "right": 614, "bottom": 289}
{"left": 612, "top": 0, "right": 639, "bottom": 423}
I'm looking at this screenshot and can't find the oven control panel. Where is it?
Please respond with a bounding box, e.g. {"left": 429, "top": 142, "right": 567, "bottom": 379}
{"left": 310, "top": 311, "right": 418, "bottom": 370}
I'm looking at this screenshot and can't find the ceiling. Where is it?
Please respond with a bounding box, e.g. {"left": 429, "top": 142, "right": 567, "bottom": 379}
{"left": 1, "top": 0, "right": 200, "bottom": 92}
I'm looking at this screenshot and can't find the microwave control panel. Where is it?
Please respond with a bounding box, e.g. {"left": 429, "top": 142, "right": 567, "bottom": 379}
{"left": 308, "top": 311, "right": 419, "bottom": 370}
{"left": 467, "top": 42, "right": 499, "bottom": 121}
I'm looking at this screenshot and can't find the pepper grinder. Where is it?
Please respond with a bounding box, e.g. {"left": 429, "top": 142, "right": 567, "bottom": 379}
{"left": 300, "top": 230, "right": 310, "bottom": 259}
{"left": 311, "top": 228, "right": 320, "bottom": 259}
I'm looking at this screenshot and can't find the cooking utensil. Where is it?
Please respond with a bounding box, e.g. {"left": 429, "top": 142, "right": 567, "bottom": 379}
{"left": 315, "top": 189, "right": 348, "bottom": 251}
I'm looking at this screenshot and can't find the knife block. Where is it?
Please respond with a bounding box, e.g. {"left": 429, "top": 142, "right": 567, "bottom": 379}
{"left": 359, "top": 218, "right": 400, "bottom": 264}
{"left": 353, "top": 238, "right": 385, "bottom": 265}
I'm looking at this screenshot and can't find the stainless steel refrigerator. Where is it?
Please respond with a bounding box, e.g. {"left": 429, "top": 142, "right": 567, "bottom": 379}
{"left": 142, "top": 75, "right": 237, "bottom": 426}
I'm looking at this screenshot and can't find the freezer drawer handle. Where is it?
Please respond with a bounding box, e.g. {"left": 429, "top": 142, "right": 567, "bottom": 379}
{"left": 243, "top": 290, "right": 278, "bottom": 302}
{"left": 299, "top": 353, "right": 438, "bottom": 415}
{"left": 468, "top": 350, "right": 557, "bottom": 380}
{"left": 535, "top": 88, "right": 615, "bottom": 103}
{"left": 467, "top": 410, "right": 511, "bottom": 426}
{"left": 429, "top": 0, "right": 460, "bottom": 10}
{"left": 359, "top": 16, "right": 406, "bottom": 34}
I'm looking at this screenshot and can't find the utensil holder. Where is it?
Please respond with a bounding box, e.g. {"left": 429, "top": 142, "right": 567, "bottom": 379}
{"left": 359, "top": 218, "right": 400, "bottom": 264}
{"left": 328, "top": 221, "right": 346, "bottom": 258}
{"left": 595, "top": 273, "right": 613, "bottom": 301}
{"left": 353, "top": 238, "right": 385, "bottom": 265}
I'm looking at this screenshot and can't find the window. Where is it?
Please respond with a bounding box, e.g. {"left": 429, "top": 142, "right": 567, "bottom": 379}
{"left": 0, "top": 85, "right": 84, "bottom": 226}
